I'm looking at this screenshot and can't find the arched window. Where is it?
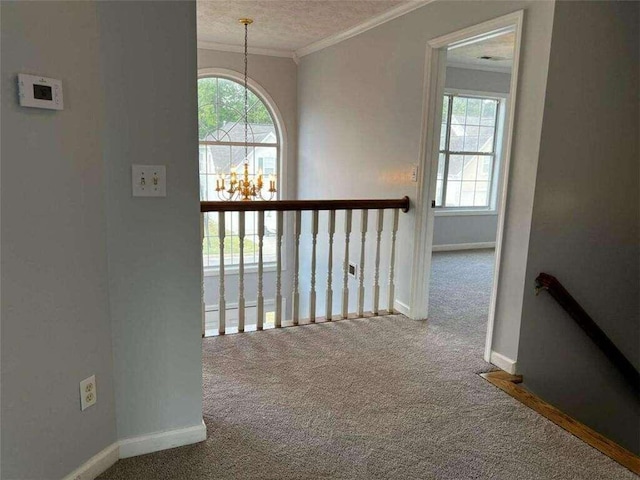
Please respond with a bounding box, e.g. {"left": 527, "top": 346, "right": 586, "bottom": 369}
{"left": 198, "top": 75, "right": 281, "bottom": 269}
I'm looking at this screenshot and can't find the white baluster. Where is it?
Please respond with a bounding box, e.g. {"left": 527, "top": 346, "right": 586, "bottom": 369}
{"left": 342, "top": 210, "right": 352, "bottom": 319}
{"left": 326, "top": 210, "right": 336, "bottom": 321}
{"left": 292, "top": 210, "right": 301, "bottom": 326}
{"left": 357, "top": 209, "right": 368, "bottom": 317}
{"left": 388, "top": 209, "right": 399, "bottom": 313}
{"left": 275, "top": 210, "right": 283, "bottom": 328}
{"left": 218, "top": 211, "right": 226, "bottom": 335}
{"left": 238, "top": 211, "right": 245, "bottom": 333}
{"left": 201, "top": 212, "right": 205, "bottom": 337}
{"left": 373, "top": 209, "right": 384, "bottom": 315}
{"left": 309, "top": 210, "right": 319, "bottom": 322}
{"left": 257, "top": 211, "right": 264, "bottom": 331}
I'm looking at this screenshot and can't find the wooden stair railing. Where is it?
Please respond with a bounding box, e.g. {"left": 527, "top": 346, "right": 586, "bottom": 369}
{"left": 201, "top": 197, "right": 410, "bottom": 335}
{"left": 535, "top": 272, "right": 640, "bottom": 393}
{"left": 201, "top": 197, "right": 410, "bottom": 213}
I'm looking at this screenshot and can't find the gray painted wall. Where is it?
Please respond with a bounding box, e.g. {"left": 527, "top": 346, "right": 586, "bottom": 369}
{"left": 297, "top": 0, "right": 555, "bottom": 358}
{"left": 518, "top": 0, "right": 639, "bottom": 453}
{"left": 433, "top": 214, "right": 499, "bottom": 246}
{"left": 2, "top": 2, "right": 203, "bottom": 476}
{"left": 433, "top": 66, "right": 511, "bottom": 247}
{"left": 98, "top": 1, "right": 203, "bottom": 439}
{"left": 197, "top": 49, "right": 297, "bottom": 314}
{"left": 1, "top": 2, "right": 116, "bottom": 478}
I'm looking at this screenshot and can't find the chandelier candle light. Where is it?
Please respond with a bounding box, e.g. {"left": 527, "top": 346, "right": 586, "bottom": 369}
{"left": 215, "top": 18, "right": 277, "bottom": 201}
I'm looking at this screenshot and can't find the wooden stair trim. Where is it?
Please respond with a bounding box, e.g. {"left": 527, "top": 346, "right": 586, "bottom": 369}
{"left": 481, "top": 370, "right": 640, "bottom": 475}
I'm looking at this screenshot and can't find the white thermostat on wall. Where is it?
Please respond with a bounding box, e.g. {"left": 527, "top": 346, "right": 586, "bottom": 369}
{"left": 18, "top": 73, "right": 64, "bottom": 110}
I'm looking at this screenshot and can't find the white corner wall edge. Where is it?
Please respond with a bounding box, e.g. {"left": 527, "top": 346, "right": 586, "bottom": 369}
{"left": 61, "top": 420, "right": 207, "bottom": 479}
{"left": 394, "top": 299, "right": 411, "bottom": 316}
{"left": 295, "top": 0, "right": 436, "bottom": 57}
{"left": 119, "top": 419, "right": 207, "bottom": 459}
{"left": 490, "top": 350, "right": 517, "bottom": 374}
{"left": 432, "top": 242, "right": 496, "bottom": 252}
{"left": 61, "top": 443, "right": 119, "bottom": 480}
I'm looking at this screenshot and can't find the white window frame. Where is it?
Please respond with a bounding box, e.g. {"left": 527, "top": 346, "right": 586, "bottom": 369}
{"left": 198, "top": 68, "right": 288, "bottom": 277}
{"left": 434, "top": 88, "right": 509, "bottom": 217}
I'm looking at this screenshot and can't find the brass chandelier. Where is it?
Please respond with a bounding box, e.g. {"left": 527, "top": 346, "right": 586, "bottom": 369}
{"left": 215, "top": 18, "right": 277, "bottom": 201}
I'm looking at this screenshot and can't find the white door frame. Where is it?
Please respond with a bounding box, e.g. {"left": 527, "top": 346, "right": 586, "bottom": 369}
{"left": 408, "top": 11, "right": 525, "bottom": 363}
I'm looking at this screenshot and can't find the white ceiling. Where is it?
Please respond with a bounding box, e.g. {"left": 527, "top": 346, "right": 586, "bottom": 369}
{"left": 447, "top": 31, "right": 515, "bottom": 72}
{"left": 197, "top": 0, "right": 409, "bottom": 54}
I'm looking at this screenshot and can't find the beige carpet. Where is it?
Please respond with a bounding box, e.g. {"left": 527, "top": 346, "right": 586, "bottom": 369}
{"left": 99, "top": 251, "right": 635, "bottom": 479}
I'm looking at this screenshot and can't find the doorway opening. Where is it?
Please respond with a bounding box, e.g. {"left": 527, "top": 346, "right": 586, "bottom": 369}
{"left": 410, "top": 12, "right": 523, "bottom": 372}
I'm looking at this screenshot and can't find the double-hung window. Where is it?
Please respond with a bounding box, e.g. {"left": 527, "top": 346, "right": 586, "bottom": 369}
{"left": 436, "top": 93, "right": 501, "bottom": 210}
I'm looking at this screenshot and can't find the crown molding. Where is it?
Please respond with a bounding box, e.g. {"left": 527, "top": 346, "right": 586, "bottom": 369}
{"left": 446, "top": 61, "right": 512, "bottom": 74}
{"left": 197, "top": 0, "right": 434, "bottom": 61}
{"left": 197, "top": 40, "right": 294, "bottom": 59}
{"left": 295, "top": 0, "right": 435, "bottom": 58}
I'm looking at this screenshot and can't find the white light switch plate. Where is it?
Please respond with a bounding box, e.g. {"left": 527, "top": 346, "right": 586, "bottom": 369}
{"left": 132, "top": 165, "right": 166, "bottom": 197}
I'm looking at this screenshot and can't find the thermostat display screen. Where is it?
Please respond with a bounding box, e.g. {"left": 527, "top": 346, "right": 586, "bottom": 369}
{"left": 18, "top": 73, "right": 63, "bottom": 110}
{"left": 33, "top": 84, "right": 53, "bottom": 101}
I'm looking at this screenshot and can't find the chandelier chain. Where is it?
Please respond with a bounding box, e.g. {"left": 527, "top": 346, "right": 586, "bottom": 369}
{"left": 244, "top": 21, "right": 248, "bottom": 164}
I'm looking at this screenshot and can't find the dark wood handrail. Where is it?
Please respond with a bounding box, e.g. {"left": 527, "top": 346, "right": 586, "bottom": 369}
{"left": 200, "top": 196, "right": 410, "bottom": 213}
{"left": 535, "top": 272, "right": 640, "bottom": 394}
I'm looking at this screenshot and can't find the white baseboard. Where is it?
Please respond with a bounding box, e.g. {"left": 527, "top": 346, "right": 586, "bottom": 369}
{"left": 61, "top": 420, "right": 207, "bottom": 479}
{"left": 393, "top": 299, "right": 411, "bottom": 316}
{"left": 62, "top": 443, "right": 119, "bottom": 480}
{"left": 490, "top": 350, "right": 517, "bottom": 374}
{"left": 119, "top": 419, "right": 207, "bottom": 459}
{"left": 432, "top": 242, "right": 495, "bottom": 252}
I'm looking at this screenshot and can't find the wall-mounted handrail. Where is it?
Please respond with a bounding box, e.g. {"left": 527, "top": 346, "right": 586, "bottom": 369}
{"left": 535, "top": 272, "right": 639, "bottom": 393}
{"left": 201, "top": 196, "right": 410, "bottom": 213}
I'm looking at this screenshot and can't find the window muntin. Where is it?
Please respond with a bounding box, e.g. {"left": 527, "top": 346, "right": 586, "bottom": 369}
{"left": 198, "top": 76, "right": 279, "bottom": 269}
{"left": 436, "top": 94, "right": 500, "bottom": 209}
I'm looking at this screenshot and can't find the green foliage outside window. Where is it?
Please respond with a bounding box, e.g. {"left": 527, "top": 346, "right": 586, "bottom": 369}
{"left": 198, "top": 77, "right": 273, "bottom": 140}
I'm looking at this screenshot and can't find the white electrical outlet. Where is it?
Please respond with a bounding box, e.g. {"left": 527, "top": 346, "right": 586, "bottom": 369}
{"left": 80, "top": 375, "right": 97, "bottom": 411}
{"left": 348, "top": 262, "right": 357, "bottom": 278}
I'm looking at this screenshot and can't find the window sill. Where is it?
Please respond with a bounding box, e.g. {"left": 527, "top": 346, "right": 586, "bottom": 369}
{"left": 434, "top": 209, "right": 497, "bottom": 217}
{"left": 204, "top": 264, "right": 284, "bottom": 277}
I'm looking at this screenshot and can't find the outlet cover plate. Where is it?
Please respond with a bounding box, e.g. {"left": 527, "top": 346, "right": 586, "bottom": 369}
{"left": 132, "top": 165, "right": 166, "bottom": 197}
{"left": 348, "top": 262, "right": 357, "bottom": 278}
{"left": 80, "top": 375, "right": 96, "bottom": 411}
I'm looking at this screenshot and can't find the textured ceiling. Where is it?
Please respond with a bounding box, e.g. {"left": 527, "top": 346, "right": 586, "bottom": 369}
{"left": 447, "top": 31, "right": 515, "bottom": 71}
{"left": 197, "top": 1, "right": 407, "bottom": 52}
